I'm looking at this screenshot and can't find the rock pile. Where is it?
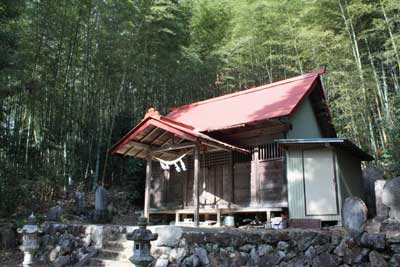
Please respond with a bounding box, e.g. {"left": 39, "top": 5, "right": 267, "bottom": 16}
{"left": 37, "top": 223, "right": 93, "bottom": 267}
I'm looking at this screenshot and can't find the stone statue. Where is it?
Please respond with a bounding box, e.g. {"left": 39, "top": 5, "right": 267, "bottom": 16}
{"left": 375, "top": 179, "right": 389, "bottom": 219}
{"left": 343, "top": 197, "right": 368, "bottom": 238}
{"left": 47, "top": 205, "right": 63, "bottom": 222}
{"left": 382, "top": 177, "right": 400, "bottom": 222}
{"left": 94, "top": 185, "right": 109, "bottom": 222}
{"left": 75, "top": 191, "right": 85, "bottom": 214}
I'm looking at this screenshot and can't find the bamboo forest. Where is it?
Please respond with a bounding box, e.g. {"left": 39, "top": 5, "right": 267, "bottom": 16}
{"left": 1, "top": 0, "right": 400, "bottom": 218}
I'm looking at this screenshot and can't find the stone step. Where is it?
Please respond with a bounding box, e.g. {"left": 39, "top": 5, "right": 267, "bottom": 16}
{"left": 97, "top": 248, "right": 130, "bottom": 260}
{"left": 87, "top": 257, "right": 132, "bottom": 267}
{"left": 103, "top": 240, "right": 132, "bottom": 250}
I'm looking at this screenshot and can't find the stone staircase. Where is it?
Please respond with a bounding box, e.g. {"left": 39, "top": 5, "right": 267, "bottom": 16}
{"left": 84, "top": 236, "right": 133, "bottom": 267}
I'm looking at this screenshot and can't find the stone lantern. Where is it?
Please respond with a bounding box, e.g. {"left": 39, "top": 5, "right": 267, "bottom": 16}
{"left": 17, "top": 213, "right": 43, "bottom": 267}
{"left": 127, "top": 217, "right": 158, "bottom": 267}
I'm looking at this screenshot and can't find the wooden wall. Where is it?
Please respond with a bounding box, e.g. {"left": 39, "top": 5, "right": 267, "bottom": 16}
{"left": 150, "top": 145, "right": 288, "bottom": 211}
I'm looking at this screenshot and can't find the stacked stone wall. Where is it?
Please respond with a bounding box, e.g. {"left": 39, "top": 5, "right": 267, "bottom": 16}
{"left": 150, "top": 226, "right": 400, "bottom": 267}
{"left": 36, "top": 223, "right": 400, "bottom": 267}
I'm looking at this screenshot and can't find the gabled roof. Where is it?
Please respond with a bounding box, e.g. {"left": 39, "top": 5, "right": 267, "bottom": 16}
{"left": 167, "top": 68, "right": 327, "bottom": 132}
{"left": 110, "top": 110, "right": 250, "bottom": 159}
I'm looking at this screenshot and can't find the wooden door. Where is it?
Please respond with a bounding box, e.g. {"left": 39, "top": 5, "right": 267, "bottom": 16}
{"left": 257, "top": 158, "right": 286, "bottom": 205}
{"left": 233, "top": 162, "right": 251, "bottom": 205}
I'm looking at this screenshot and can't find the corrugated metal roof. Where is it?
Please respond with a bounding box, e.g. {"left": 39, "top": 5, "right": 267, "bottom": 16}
{"left": 275, "top": 138, "right": 373, "bottom": 161}
{"left": 166, "top": 68, "right": 326, "bottom": 132}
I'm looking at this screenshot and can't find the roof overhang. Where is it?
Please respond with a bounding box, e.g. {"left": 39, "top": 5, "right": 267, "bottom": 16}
{"left": 110, "top": 111, "right": 250, "bottom": 160}
{"left": 275, "top": 138, "right": 373, "bottom": 161}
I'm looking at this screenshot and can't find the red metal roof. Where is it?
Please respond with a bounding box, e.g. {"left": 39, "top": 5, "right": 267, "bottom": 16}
{"left": 167, "top": 69, "right": 325, "bottom": 132}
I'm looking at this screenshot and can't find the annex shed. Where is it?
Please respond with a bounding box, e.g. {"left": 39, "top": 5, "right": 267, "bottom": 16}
{"left": 111, "top": 68, "right": 373, "bottom": 227}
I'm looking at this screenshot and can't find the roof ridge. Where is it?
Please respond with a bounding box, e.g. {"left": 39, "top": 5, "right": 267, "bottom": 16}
{"left": 167, "top": 70, "right": 321, "bottom": 114}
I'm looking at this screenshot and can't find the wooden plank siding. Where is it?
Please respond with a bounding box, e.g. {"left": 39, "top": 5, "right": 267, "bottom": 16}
{"left": 150, "top": 144, "right": 288, "bottom": 212}
{"left": 257, "top": 159, "right": 287, "bottom": 206}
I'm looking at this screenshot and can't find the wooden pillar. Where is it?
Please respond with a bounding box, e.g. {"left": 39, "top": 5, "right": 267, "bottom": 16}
{"left": 193, "top": 143, "right": 200, "bottom": 227}
{"left": 217, "top": 210, "right": 222, "bottom": 227}
{"left": 144, "top": 151, "right": 152, "bottom": 222}
{"left": 266, "top": 210, "right": 271, "bottom": 224}
{"left": 250, "top": 147, "right": 258, "bottom": 205}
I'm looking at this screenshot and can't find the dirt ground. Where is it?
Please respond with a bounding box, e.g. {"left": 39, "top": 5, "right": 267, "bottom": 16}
{"left": 0, "top": 250, "right": 50, "bottom": 267}
{"left": 0, "top": 250, "right": 23, "bottom": 267}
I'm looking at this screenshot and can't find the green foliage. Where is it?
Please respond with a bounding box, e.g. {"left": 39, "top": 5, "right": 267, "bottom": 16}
{"left": 0, "top": 0, "right": 400, "bottom": 217}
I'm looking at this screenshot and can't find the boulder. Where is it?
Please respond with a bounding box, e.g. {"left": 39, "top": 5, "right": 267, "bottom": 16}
{"left": 277, "top": 241, "right": 289, "bottom": 252}
{"left": 155, "top": 258, "right": 169, "bottom": 267}
{"left": 342, "top": 246, "right": 369, "bottom": 265}
{"left": 382, "top": 177, "right": 400, "bottom": 222}
{"left": 239, "top": 244, "right": 255, "bottom": 252}
{"left": 390, "top": 254, "right": 400, "bottom": 267}
{"left": 59, "top": 238, "right": 73, "bottom": 255}
{"left": 154, "top": 226, "right": 183, "bottom": 247}
{"left": 183, "top": 254, "right": 201, "bottom": 267}
{"left": 250, "top": 247, "right": 259, "bottom": 264}
{"left": 169, "top": 247, "right": 187, "bottom": 263}
{"left": 194, "top": 247, "right": 209, "bottom": 265}
{"left": 49, "top": 245, "right": 61, "bottom": 262}
{"left": 257, "top": 244, "right": 273, "bottom": 256}
{"left": 369, "top": 250, "right": 388, "bottom": 267}
{"left": 305, "top": 246, "right": 315, "bottom": 258}
{"left": 362, "top": 166, "right": 383, "bottom": 217}
{"left": 360, "top": 232, "right": 386, "bottom": 251}
{"left": 54, "top": 255, "right": 71, "bottom": 267}
{"left": 312, "top": 252, "right": 341, "bottom": 267}
{"left": 259, "top": 251, "right": 283, "bottom": 266}
{"left": 289, "top": 230, "right": 317, "bottom": 251}
{"left": 231, "top": 251, "right": 251, "bottom": 267}
{"left": 342, "top": 197, "right": 368, "bottom": 238}
{"left": 391, "top": 244, "right": 400, "bottom": 254}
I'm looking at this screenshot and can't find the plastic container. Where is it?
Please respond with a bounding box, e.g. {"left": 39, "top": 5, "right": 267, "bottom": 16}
{"left": 223, "top": 216, "right": 235, "bottom": 227}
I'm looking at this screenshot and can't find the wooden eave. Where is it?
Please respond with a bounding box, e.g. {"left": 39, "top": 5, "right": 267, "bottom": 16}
{"left": 205, "top": 118, "right": 290, "bottom": 147}
{"left": 110, "top": 115, "right": 250, "bottom": 160}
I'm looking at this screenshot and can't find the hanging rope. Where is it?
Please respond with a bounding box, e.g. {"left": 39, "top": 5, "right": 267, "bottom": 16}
{"left": 154, "top": 153, "right": 188, "bottom": 172}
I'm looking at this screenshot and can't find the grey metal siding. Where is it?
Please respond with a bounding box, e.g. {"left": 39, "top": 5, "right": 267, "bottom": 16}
{"left": 286, "top": 146, "right": 341, "bottom": 221}
{"left": 287, "top": 97, "right": 322, "bottom": 139}
{"left": 336, "top": 148, "right": 364, "bottom": 203}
